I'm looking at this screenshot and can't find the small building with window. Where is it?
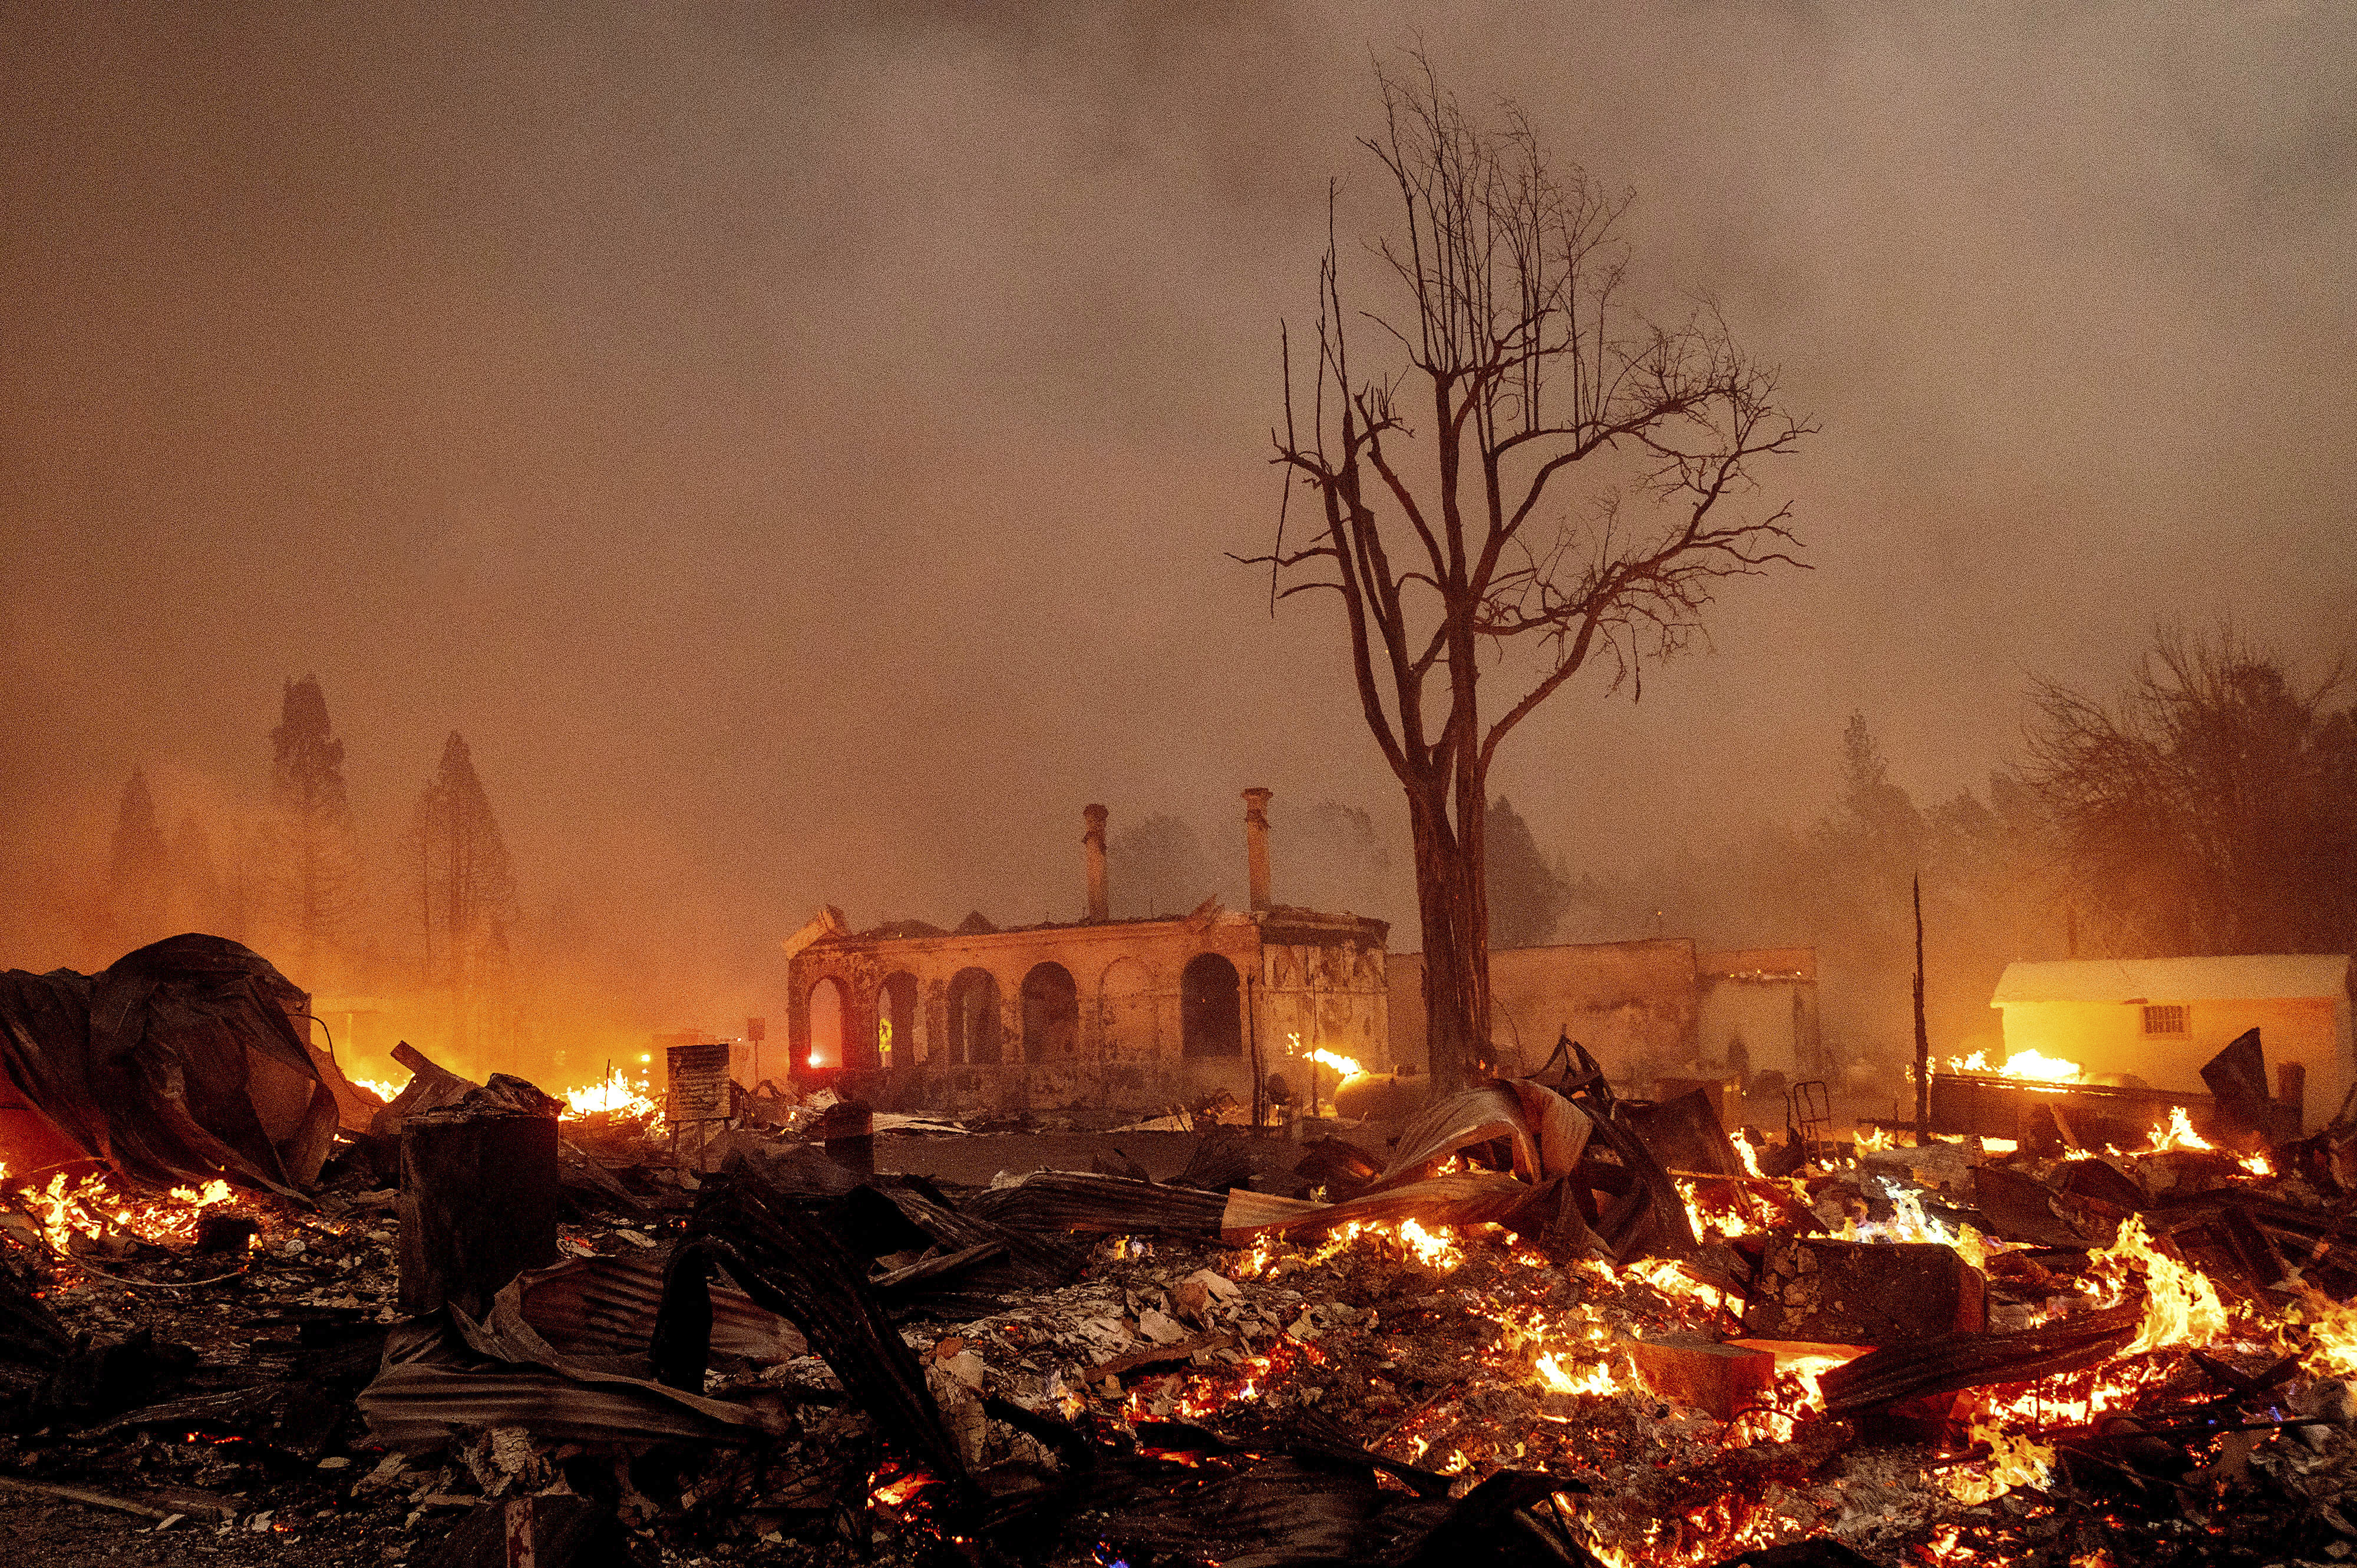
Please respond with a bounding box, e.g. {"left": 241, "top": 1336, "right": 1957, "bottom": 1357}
{"left": 1990, "top": 954, "right": 2355, "bottom": 1130}
{"left": 781, "top": 794, "right": 1390, "bottom": 1116}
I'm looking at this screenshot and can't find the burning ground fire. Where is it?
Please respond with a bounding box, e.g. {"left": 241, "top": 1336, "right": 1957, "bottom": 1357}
{"left": 959, "top": 1097, "right": 2351, "bottom": 1566}
{"left": 0, "top": 1164, "right": 246, "bottom": 1265}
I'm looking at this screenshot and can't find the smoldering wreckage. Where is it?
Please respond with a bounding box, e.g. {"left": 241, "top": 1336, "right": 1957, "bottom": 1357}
{"left": 0, "top": 941, "right": 2355, "bottom": 1566}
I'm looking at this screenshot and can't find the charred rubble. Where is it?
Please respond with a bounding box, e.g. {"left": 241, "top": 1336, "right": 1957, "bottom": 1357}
{"left": 0, "top": 945, "right": 2353, "bottom": 1564}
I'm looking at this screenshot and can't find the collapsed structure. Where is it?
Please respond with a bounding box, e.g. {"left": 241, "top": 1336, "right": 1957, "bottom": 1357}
{"left": 783, "top": 791, "right": 1391, "bottom": 1116}
{"left": 3, "top": 927, "right": 2357, "bottom": 1564}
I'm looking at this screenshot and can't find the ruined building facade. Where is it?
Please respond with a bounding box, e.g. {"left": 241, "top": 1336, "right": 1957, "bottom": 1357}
{"left": 785, "top": 792, "right": 1389, "bottom": 1115}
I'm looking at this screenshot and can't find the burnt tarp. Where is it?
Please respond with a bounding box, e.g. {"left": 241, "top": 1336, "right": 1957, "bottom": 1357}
{"left": 0, "top": 933, "right": 343, "bottom": 1192}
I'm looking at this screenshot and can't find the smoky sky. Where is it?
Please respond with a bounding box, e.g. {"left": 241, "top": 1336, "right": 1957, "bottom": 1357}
{"left": 4, "top": 2, "right": 2352, "bottom": 1028}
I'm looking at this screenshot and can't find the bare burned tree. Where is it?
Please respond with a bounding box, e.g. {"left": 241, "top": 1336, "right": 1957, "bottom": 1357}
{"left": 1245, "top": 58, "right": 1813, "bottom": 1091}
{"left": 2023, "top": 628, "right": 2357, "bottom": 959}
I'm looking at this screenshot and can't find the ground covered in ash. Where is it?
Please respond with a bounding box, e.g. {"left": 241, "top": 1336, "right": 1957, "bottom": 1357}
{"left": 3, "top": 1122, "right": 2356, "bottom": 1568}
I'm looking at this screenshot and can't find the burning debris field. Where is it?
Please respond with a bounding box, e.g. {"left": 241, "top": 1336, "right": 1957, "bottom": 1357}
{"left": 0, "top": 940, "right": 2354, "bottom": 1566}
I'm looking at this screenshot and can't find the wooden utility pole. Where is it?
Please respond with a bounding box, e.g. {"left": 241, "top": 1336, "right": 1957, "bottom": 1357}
{"left": 1913, "top": 873, "right": 1930, "bottom": 1146}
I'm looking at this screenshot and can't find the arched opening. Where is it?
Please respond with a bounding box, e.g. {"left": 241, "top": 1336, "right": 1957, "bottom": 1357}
{"left": 876, "top": 972, "right": 919, "bottom": 1069}
{"left": 807, "top": 976, "right": 846, "bottom": 1070}
{"left": 1098, "top": 956, "right": 1156, "bottom": 1059}
{"left": 1021, "top": 962, "right": 1079, "bottom": 1063}
{"left": 947, "top": 968, "right": 1001, "bottom": 1067}
{"left": 1181, "top": 952, "right": 1243, "bottom": 1058}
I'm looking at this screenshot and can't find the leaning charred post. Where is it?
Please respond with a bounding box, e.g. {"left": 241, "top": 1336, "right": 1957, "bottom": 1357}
{"left": 396, "top": 1075, "right": 563, "bottom": 1316}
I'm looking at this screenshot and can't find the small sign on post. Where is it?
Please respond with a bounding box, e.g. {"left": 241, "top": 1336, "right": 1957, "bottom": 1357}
{"left": 666, "top": 1041, "right": 734, "bottom": 1167}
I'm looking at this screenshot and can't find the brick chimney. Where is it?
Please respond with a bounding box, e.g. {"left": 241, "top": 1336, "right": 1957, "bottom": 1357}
{"left": 1083, "top": 804, "right": 1110, "bottom": 922}
{"left": 1243, "top": 787, "right": 1273, "bottom": 912}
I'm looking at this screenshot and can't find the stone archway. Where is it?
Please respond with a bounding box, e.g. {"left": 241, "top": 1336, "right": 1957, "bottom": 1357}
{"left": 947, "top": 968, "right": 1002, "bottom": 1066}
{"left": 1098, "top": 956, "right": 1157, "bottom": 1059}
{"left": 1181, "top": 952, "right": 1243, "bottom": 1058}
{"left": 807, "top": 975, "right": 847, "bottom": 1069}
{"left": 876, "top": 971, "right": 919, "bottom": 1069}
{"left": 1021, "top": 962, "right": 1080, "bottom": 1063}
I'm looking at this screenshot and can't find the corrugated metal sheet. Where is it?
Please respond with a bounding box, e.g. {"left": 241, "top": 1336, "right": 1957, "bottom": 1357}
{"left": 358, "top": 1289, "right": 789, "bottom": 1452}
{"left": 1992, "top": 954, "right": 2353, "bottom": 1005}
{"left": 514, "top": 1250, "right": 804, "bottom": 1363}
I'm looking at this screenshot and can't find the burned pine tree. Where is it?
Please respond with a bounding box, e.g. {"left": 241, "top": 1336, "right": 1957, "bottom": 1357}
{"left": 1243, "top": 54, "right": 1813, "bottom": 1092}
{"left": 407, "top": 732, "right": 520, "bottom": 1061}
{"left": 104, "top": 768, "right": 171, "bottom": 948}
{"left": 260, "top": 674, "right": 364, "bottom": 984}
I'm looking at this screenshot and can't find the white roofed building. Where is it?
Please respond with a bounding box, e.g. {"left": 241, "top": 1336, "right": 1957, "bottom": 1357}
{"left": 1990, "top": 954, "right": 2354, "bottom": 1132}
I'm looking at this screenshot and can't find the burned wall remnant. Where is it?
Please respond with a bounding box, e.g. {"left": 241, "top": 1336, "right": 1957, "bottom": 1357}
{"left": 1388, "top": 937, "right": 1825, "bottom": 1089}
{"left": 785, "top": 794, "right": 1389, "bottom": 1115}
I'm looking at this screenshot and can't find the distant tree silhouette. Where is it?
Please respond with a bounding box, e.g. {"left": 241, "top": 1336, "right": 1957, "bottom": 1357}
{"left": 2024, "top": 628, "right": 2357, "bottom": 958}
{"left": 409, "top": 733, "right": 519, "bottom": 1057}
{"left": 107, "top": 768, "right": 171, "bottom": 943}
{"left": 1484, "top": 797, "right": 1574, "bottom": 949}
{"left": 263, "top": 675, "right": 362, "bottom": 981}
{"left": 1276, "top": 798, "right": 1396, "bottom": 918}
{"left": 1110, "top": 814, "right": 1222, "bottom": 917}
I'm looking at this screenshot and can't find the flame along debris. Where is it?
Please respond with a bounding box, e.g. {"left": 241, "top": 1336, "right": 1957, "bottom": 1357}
{"left": 0, "top": 1164, "right": 242, "bottom": 1259}
{"left": 355, "top": 1065, "right": 662, "bottom": 1121}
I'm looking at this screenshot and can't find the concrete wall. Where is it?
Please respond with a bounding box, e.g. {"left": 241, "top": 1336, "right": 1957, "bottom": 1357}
{"left": 1696, "top": 947, "right": 1824, "bottom": 1083}
{"left": 1997, "top": 993, "right": 2353, "bottom": 1133}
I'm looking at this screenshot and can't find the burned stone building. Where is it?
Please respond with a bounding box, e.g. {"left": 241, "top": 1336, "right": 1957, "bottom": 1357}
{"left": 784, "top": 791, "right": 1390, "bottom": 1114}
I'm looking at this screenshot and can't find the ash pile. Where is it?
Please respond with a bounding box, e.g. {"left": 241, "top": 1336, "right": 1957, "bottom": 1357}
{"left": 4, "top": 946, "right": 2357, "bottom": 1565}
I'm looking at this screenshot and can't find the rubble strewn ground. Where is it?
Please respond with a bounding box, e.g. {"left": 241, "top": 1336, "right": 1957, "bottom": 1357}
{"left": 1, "top": 1064, "right": 2355, "bottom": 1568}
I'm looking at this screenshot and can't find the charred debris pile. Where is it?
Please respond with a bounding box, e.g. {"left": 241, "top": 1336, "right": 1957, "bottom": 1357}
{"left": 1, "top": 946, "right": 2357, "bottom": 1563}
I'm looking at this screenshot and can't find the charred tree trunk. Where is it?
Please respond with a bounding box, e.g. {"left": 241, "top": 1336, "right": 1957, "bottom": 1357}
{"left": 1409, "top": 784, "right": 1491, "bottom": 1094}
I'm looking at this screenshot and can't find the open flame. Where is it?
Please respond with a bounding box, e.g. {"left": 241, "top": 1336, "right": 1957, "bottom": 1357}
{"left": 2085, "top": 1213, "right": 2228, "bottom": 1355}
{"left": 563, "top": 1067, "right": 662, "bottom": 1120}
{"left": 1946, "top": 1048, "right": 2084, "bottom": 1082}
{"left": 1, "top": 1164, "right": 243, "bottom": 1257}
{"left": 2141, "top": 1104, "right": 2213, "bottom": 1153}
{"left": 1844, "top": 1183, "right": 1990, "bottom": 1269}
{"left": 1945, "top": 1418, "right": 2056, "bottom": 1504}
{"left": 352, "top": 1067, "right": 661, "bottom": 1121}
